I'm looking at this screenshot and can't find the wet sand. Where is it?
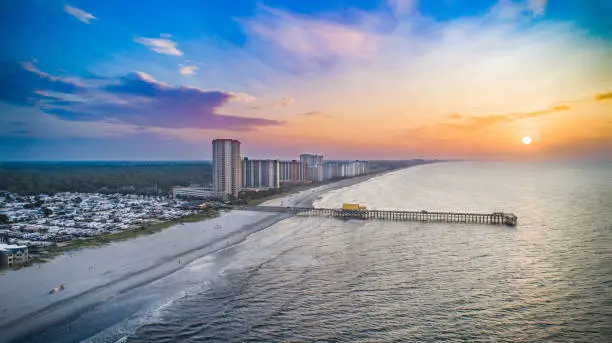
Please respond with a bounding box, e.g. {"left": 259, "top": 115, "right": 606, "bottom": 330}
{"left": 0, "top": 171, "right": 393, "bottom": 343}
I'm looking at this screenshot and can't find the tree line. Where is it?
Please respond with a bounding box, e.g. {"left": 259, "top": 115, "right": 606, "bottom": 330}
{"left": 0, "top": 162, "right": 213, "bottom": 195}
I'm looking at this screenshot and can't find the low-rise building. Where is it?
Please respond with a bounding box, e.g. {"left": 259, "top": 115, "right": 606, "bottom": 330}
{"left": 0, "top": 243, "right": 29, "bottom": 268}
{"left": 172, "top": 187, "right": 226, "bottom": 200}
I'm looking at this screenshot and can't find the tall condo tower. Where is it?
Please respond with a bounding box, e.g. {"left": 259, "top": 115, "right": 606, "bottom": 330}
{"left": 242, "top": 158, "right": 280, "bottom": 189}
{"left": 212, "top": 139, "right": 241, "bottom": 198}
{"left": 300, "top": 154, "right": 324, "bottom": 182}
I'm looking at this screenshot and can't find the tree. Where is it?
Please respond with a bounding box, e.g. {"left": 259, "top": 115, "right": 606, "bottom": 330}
{"left": 0, "top": 214, "right": 8, "bottom": 224}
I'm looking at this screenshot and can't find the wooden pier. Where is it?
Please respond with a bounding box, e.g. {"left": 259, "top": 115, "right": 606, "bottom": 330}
{"left": 232, "top": 206, "right": 518, "bottom": 227}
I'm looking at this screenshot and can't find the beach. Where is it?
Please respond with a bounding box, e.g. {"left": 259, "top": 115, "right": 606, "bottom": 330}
{"left": 0, "top": 170, "right": 396, "bottom": 343}
{"left": 3, "top": 162, "right": 611, "bottom": 343}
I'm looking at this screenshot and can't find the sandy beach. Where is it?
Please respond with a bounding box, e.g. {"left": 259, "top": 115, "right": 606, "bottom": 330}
{"left": 0, "top": 170, "right": 397, "bottom": 343}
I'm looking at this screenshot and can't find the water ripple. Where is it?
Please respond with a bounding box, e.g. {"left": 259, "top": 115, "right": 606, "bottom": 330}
{"left": 125, "top": 162, "right": 612, "bottom": 343}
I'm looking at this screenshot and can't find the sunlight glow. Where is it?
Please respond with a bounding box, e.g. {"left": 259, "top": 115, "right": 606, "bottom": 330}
{"left": 522, "top": 136, "right": 532, "bottom": 145}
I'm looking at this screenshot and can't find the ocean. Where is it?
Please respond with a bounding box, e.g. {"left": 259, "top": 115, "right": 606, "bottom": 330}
{"left": 12, "top": 162, "right": 612, "bottom": 342}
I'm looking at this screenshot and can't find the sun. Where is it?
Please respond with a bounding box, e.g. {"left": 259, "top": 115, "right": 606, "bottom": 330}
{"left": 522, "top": 136, "right": 532, "bottom": 145}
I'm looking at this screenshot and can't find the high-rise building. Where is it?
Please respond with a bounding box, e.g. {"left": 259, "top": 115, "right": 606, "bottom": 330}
{"left": 323, "top": 160, "right": 369, "bottom": 180}
{"left": 279, "top": 160, "right": 308, "bottom": 183}
{"left": 242, "top": 158, "right": 280, "bottom": 189}
{"left": 300, "top": 154, "right": 324, "bottom": 182}
{"left": 212, "top": 139, "right": 241, "bottom": 198}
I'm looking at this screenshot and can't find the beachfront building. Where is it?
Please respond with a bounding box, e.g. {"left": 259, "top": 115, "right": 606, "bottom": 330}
{"left": 323, "top": 160, "right": 369, "bottom": 180}
{"left": 279, "top": 160, "right": 308, "bottom": 184}
{"left": 241, "top": 158, "right": 280, "bottom": 189}
{"left": 212, "top": 139, "right": 242, "bottom": 198}
{"left": 0, "top": 243, "right": 29, "bottom": 268}
{"left": 300, "top": 154, "right": 324, "bottom": 182}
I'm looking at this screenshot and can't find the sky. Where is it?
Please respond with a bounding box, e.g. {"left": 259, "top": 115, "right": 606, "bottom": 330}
{"left": 1, "top": 0, "right": 611, "bottom": 161}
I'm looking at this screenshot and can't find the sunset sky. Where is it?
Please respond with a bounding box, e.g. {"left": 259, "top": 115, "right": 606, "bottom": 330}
{"left": 1, "top": 0, "right": 611, "bottom": 161}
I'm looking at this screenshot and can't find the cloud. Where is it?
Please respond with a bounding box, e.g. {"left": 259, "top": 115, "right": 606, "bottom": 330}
{"left": 595, "top": 92, "right": 612, "bottom": 101}
{"left": 20, "top": 61, "right": 88, "bottom": 87}
{"left": 278, "top": 96, "right": 294, "bottom": 107}
{"left": 46, "top": 71, "right": 279, "bottom": 130}
{"left": 241, "top": 6, "right": 379, "bottom": 62}
{"left": 63, "top": 5, "right": 97, "bottom": 24}
{"left": 387, "top": 0, "right": 416, "bottom": 16}
{"left": 0, "top": 103, "right": 142, "bottom": 139}
{"left": 490, "top": 0, "right": 548, "bottom": 19}
{"left": 134, "top": 37, "right": 183, "bottom": 56}
{"left": 405, "top": 99, "right": 576, "bottom": 142}
{"left": 239, "top": 96, "right": 293, "bottom": 109}
{"left": 229, "top": 92, "right": 257, "bottom": 103}
{"left": 0, "top": 61, "right": 83, "bottom": 106}
{"left": 527, "top": 0, "right": 547, "bottom": 16}
{"left": 5, "top": 1, "right": 610, "bottom": 159}
{"left": 228, "top": 0, "right": 602, "bottom": 99}
{"left": 458, "top": 103, "right": 572, "bottom": 129}
{"left": 103, "top": 71, "right": 172, "bottom": 96}
{"left": 179, "top": 65, "right": 198, "bottom": 76}
{"left": 298, "top": 111, "right": 331, "bottom": 117}
{"left": 0, "top": 61, "right": 280, "bottom": 132}
{"left": 520, "top": 104, "right": 571, "bottom": 118}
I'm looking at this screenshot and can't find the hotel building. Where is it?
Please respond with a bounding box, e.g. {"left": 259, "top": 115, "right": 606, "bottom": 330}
{"left": 300, "top": 154, "right": 324, "bottom": 182}
{"left": 323, "top": 160, "right": 369, "bottom": 180}
{"left": 212, "top": 139, "right": 242, "bottom": 198}
{"left": 279, "top": 160, "right": 308, "bottom": 184}
{"left": 242, "top": 158, "right": 280, "bottom": 189}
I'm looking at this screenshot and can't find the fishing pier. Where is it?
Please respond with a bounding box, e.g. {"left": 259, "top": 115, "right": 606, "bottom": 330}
{"left": 232, "top": 206, "right": 518, "bottom": 227}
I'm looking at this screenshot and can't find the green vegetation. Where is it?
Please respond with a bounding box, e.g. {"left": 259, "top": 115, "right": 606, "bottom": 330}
{"left": 0, "top": 162, "right": 213, "bottom": 195}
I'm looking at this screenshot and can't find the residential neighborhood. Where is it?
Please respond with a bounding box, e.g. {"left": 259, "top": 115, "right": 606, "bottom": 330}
{"left": 0, "top": 192, "right": 215, "bottom": 266}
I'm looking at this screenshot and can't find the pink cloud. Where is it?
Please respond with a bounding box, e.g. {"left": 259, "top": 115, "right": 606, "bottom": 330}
{"left": 242, "top": 6, "right": 380, "bottom": 60}
{"left": 278, "top": 96, "right": 294, "bottom": 107}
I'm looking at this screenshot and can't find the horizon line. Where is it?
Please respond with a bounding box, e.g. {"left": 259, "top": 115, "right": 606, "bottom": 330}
{"left": 0, "top": 158, "right": 449, "bottom": 163}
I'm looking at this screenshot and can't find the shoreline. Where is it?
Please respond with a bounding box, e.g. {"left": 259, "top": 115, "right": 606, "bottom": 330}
{"left": 15, "top": 167, "right": 413, "bottom": 268}
{"left": 260, "top": 166, "right": 419, "bottom": 208}
{"left": 8, "top": 211, "right": 219, "bottom": 270}
{"left": 0, "top": 212, "right": 295, "bottom": 343}
{"left": 0, "top": 164, "right": 428, "bottom": 343}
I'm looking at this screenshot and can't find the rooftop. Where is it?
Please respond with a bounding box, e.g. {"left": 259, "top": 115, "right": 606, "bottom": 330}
{"left": 0, "top": 243, "right": 28, "bottom": 251}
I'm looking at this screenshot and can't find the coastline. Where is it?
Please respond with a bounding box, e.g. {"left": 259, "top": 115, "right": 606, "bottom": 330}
{"left": 7, "top": 169, "right": 400, "bottom": 270}
{"left": 11, "top": 212, "right": 218, "bottom": 269}
{"left": 4, "top": 167, "right": 407, "bottom": 273}
{"left": 261, "top": 167, "right": 414, "bottom": 208}
{"left": 0, "top": 164, "right": 423, "bottom": 343}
